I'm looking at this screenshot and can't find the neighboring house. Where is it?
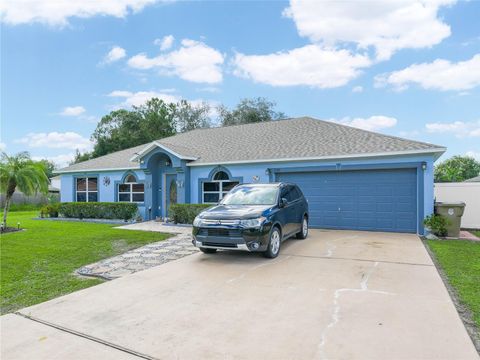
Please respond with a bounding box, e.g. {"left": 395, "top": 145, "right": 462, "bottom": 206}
{"left": 55, "top": 117, "right": 445, "bottom": 234}
{"left": 50, "top": 175, "right": 61, "bottom": 191}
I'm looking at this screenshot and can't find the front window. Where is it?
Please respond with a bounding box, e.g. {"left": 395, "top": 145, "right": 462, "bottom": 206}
{"left": 118, "top": 174, "right": 144, "bottom": 203}
{"left": 202, "top": 170, "right": 239, "bottom": 203}
{"left": 221, "top": 185, "right": 279, "bottom": 206}
{"left": 76, "top": 177, "right": 98, "bottom": 202}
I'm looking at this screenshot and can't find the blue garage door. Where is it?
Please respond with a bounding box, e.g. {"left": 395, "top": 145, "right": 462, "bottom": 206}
{"left": 276, "top": 168, "right": 417, "bottom": 233}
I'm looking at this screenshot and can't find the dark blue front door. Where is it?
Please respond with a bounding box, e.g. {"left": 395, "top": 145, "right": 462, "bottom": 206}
{"left": 276, "top": 168, "right": 417, "bottom": 233}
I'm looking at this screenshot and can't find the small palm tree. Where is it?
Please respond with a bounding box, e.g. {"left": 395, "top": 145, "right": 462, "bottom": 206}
{"left": 0, "top": 152, "right": 49, "bottom": 227}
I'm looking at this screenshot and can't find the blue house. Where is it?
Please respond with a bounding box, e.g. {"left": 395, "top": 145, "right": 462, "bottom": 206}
{"left": 56, "top": 117, "right": 445, "bottom": 234}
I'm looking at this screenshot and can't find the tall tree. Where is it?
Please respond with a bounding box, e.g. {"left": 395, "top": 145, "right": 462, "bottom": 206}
{"left": 0, "top": 152, "right": 49, "bottom": 227}
{"left": 218, "top": 97, "right": 287, "bottom": 126}
{"left": 37, "top": 159, "right": 56, "bottom": 179}
{"left": 434, "top": 155, "right": 480, "bottom": 182}
{"left": 90, "top": 98, "right": 177, "bottom": 158}
{"left": 174, "top": 100, "right": 211, "bottom": 132}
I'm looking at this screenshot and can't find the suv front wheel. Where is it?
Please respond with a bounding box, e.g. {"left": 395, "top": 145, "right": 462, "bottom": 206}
{"left": 263, "top": 226, "right": 281, "bottom": 258}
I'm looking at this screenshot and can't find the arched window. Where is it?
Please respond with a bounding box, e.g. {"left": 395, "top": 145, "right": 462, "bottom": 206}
{"left": 118, "top": 173, "right": 145, "bottom": 203}
{"left": 202, "top": 170, "right": 239, "bottom": 204}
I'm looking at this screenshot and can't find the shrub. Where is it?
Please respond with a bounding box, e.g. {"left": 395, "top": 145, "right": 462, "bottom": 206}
{"left": 424, "top": 214, "right": 450, "bottom": 237}
{"left": 8, "top": 204, "right": 44, "bottom": 212}
{"left": 169, "top": 204, "right": 211, "bottom": 224}
{"left": 40, "top": 203, "right": 60, "bottom": 218}
{"left": 59, "top": 202, "right": 138, "bottom": 221}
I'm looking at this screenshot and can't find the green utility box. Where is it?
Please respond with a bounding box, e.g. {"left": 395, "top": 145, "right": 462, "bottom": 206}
{"left": 434, "top": 202, "right": 466, "bottom": 238}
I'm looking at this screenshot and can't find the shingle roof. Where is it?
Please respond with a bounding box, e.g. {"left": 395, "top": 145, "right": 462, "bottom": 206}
{"left": 56, "top": 117, "right": 445, "bottom": 173}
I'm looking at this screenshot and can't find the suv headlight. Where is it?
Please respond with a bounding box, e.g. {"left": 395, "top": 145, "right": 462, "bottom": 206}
{"left": 193, "top": 216, "right": 202, "bottom": 227}
{"left": 240, "top": 217, "right": 266, "bottom": 228}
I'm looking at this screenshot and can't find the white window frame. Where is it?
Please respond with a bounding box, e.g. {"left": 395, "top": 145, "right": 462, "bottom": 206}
{"left": 202, "top": 171, "right": 239, "bottom": 204}
{"left": 76, "top": 177, "right": 98, "bottom": 202}
{"left": 118, "top": 176, "right": 145, "bottom": 203}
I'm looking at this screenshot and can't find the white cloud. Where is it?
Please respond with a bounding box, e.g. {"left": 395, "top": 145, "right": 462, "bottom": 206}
{"left": 128, "top": 39, "right": 224, "bottom": 84}
{"left": 283, "top": 0, "right": 455, "bottom": 60}
{"left": 32, "top": 153, "right": 75, "bottom": 168}
{"left": 425, "top": 120, "right": 480, "bottom": 137}
{"left": 466, "top": 151, "right": 480, "bottom": 161}
{"left": 330, "top": 115, "right": 398, "bottom": 132}
{"left": 233, "top": 45, "right": 371, "bottom": 89}
{"left": 154, "top": 35, "right": 174, "bottom": 51}
{"left": 0, "top": 142, "right": 6, "bottom": 151}
{"left": 60, "top": 106, "right": 86, "bottom": 116}
{"left": 0, "top": 0, "right": 163, "bottom": 26}
{"left": 398, "top": 130, "right": 421, "bottom": 138}
{"left": 102, "top": 46, "right": 126, "bottom": 64}
{"left": 108, "top": 90, "right": 180, "bottom": 107}
{"left": 352, "top": 86, "right": 363, "bottom": 93}
{"left": 15, "top": 132, "right": 93, "bottom": 151}
{"left": 375, "top": 54, "right": 480, "bottom": 91}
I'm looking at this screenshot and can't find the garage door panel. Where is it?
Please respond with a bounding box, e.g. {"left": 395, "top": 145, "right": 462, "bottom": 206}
{"left": 276, "top": 168, "right": 417, "bottom": 233}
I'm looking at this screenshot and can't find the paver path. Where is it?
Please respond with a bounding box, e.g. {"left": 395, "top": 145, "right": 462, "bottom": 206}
{"left": 76, "top": 221, "right": 197, "bottom": 279}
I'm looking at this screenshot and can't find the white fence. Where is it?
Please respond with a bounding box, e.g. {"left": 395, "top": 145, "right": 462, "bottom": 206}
{"left": 434, "top": 182, "right": 480, "bottom": 229}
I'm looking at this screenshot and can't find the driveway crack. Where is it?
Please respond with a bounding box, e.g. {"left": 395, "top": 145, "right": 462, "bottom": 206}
{"left": 316, "top": 262, "right": 396, "bottom": 359}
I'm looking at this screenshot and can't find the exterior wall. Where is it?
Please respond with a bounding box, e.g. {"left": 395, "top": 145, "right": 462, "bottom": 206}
{"left": 189, "top": 154, "right": 436, "bottom": 235}
{"left": 434, "top": 182, "right": 480, "bottom": 229}
{"left": 59, "top": 153, "right": 436, "bottom": 232}
{"left": 59, "top": 170, "right": 147, "bottom": 219}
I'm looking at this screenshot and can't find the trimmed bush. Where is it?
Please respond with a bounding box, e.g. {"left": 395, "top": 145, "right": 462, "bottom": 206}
{"left": 40, "top": 203, "right": 60, "bottom": 218}
{"left": 424, "top": 214, "right": 450, "bottom": 237}
{"left": 169, "top": 204, "right": 211, "bottom": 224}
{"left": 59, "top": 202, "right": 138, "bottom": 221}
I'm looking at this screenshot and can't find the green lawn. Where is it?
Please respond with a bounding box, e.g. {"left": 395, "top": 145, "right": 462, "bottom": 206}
{"left": 1, "top": 211, "right": 170, "bottom": 314}
{"left": 473, "top": 230, "right": 480, "bottom": 238}
{"left": 427, "top": 239, "right": 480, "bottom": 328}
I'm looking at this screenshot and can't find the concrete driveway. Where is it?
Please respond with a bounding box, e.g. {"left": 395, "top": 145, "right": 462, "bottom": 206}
{"left": 2, "top": 230, "right": 478, "bottom": 360}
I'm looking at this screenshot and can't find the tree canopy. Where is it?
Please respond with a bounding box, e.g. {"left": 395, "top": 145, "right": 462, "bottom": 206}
{"left": 218, "top": 97, "right": 287, "bottom": 126}
{"left": 71, "top": 97, "right": 286, "bottom": 164}
{"left": 434, "top": 155, "right": 480, "bottom": 182}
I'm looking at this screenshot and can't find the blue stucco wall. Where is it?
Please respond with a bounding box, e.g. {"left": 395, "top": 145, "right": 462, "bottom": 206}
{"left": 59, "top": 153, "right": 435, "bottom": 234}
{"left": 60, "top": 170, "right": 147, "bottom": 219}
{"left": 189, "top": 154, "right": 435, "bottom": 235}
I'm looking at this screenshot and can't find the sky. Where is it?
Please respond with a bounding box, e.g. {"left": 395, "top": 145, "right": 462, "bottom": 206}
{"left": 1, "top": 0, "right": 479, "bottom": 167}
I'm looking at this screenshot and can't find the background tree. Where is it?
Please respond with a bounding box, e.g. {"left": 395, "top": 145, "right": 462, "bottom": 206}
{"left": 174, "top": 100, "right": 211, "bottom": 132}
{"left": 434, "top": 155, "right": 480, "bottom": 182}
{"left": 71, "top": 149, "right": 93, "bottom": 165}
{"left": 0, "top": 152, "right": 49, "bottom": 227}
{"left": 90, "top": 98, "right": 176, "bottom": 158}
{"left": 218, "top": 97, "right": 287, "bottom": 126}
{"left": 37, "top": 159, "right": 56, "bottom": 179}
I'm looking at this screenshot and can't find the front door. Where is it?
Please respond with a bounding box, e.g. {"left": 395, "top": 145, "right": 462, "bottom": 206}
{"left": 165, "top": 174, "right": 177, "bottom": 218}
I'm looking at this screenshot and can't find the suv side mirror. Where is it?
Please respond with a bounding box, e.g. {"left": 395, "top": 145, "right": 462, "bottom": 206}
{"left": 279, "top": 197, "right": 288, "bottom": 208}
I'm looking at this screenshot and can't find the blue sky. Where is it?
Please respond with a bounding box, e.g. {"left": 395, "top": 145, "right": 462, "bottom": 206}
{"left": 1, "top": 0, "right": 479, "bottom": 167}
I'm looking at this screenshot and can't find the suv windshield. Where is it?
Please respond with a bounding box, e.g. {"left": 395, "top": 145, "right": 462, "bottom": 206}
{"left": 221, "top": 185, "right": 278, "bottom": 205}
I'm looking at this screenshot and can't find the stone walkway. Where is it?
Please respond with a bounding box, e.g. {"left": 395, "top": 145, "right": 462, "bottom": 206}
{"left": 76, "top": 222, "right": 197, "bottom": 280}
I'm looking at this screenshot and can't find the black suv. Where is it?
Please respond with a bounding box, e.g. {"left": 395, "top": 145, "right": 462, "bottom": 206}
{"left": 192, "top": 183, "right": 309, "bottom": 258}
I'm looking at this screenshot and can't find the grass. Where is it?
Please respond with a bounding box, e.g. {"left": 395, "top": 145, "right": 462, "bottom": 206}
{"left": 1, "top": 211, "right": 170, "bottom": 314}
{"left": 473, "top": 230, "right": 480, "bottom": 238}
{"left": 427, "top": 239, "right": 480, "bottom": 328}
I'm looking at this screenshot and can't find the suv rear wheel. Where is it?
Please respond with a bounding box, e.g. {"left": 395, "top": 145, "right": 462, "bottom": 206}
{"left": 199, "top": 247, "right": 217, "bottom": 254}
{"left": 263, "top": 226, "right": 281, "bottom": 258}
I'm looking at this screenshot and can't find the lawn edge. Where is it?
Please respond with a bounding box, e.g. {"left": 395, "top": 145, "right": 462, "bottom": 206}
{"left": 422, "top": 238, "right": 480, "bottom": 354}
